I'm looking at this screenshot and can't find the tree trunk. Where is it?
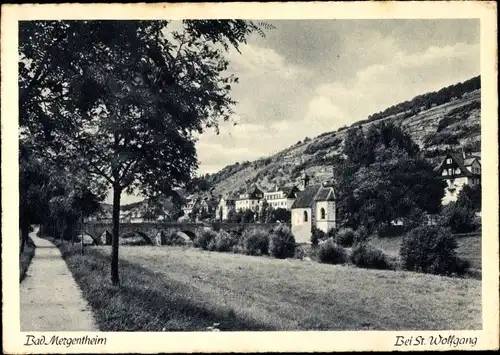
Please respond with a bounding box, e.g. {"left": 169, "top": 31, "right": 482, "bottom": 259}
{"left": 60, "top": 220, "right": 65, "bottom": 242}
{"left": 20, "top": 223, "right": 30, "bottom": 254}
{"left": 111, "top": 185, "right": 122, "bottom": 286}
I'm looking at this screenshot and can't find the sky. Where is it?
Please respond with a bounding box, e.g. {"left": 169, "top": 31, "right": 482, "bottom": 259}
{"left": 114, "top": 19, "right": 480, "bottom": 204}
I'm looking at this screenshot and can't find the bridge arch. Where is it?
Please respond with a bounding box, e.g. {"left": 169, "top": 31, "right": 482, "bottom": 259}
{"left": 180, "top": 230, "right": 197, "bottom": 241}
{"left": 80, "top": 231, "right": 100, "bottom": 245}
{"left": 119, "top": 231, "right": 154, "bottom": 245}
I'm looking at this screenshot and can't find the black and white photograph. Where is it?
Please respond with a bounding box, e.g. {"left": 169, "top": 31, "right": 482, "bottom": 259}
{"left": 2, "top": 1, "right": 498, "bottom": 353}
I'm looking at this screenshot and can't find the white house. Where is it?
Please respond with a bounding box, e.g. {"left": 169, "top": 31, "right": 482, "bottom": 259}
{"left": 262, "top": 185, "right": 299, "bottom": 210}
{"left": 235, "top": 185, "right": 264, "bottom": 212}
{"left": 291, "top": 181, "right": 336, "bottom": 244}
{"left": 181, "top": 194, "right": 198, "bottom": 216}
{"left": 436, "top": 151, "right": 481, "bottom": 204}
{"left": 216, "top": 197, "right": 236, "bottom": 221}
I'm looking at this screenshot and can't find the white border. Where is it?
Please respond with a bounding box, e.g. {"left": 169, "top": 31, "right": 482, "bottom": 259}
{"left": 2, "top": 2, "right": 498, "bottom": 353}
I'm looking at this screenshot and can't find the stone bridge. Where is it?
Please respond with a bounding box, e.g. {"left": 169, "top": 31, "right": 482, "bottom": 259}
{"left": 82, "top": 221, "right": 284, "bottom": 246}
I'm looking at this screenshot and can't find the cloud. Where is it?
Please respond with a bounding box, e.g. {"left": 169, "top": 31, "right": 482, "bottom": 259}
{"left": 227, "top": 43, "right": 309, "bottom": 80}
{"left": 306, "top": 41, "right": 480, "bottom": 124}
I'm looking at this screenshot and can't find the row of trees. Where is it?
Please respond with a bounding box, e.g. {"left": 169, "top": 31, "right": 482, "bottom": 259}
{"left": 20, "top": 20, "right": 268, "bottom": 285}
{"left": 224, "top": 206, "right": 291, "bottom": 224}
{"left": 358, "top": 76, "right": 480, "bottom": 125}
{"left": 19, "top": 141, "right": 105, "bottom": 253}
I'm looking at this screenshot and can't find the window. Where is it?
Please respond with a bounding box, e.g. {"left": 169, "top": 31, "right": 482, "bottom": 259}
{"left": 320, "top": 208, "right": 326, "bottom": 219}
{"left": 303, "top": 211, "right": 308, "bottom": 222}
{"left": 442, "top": 170, "right": 448, "bottom": 176}
{"left": 455, "top": 168, "right": 461, "bottom": 174}
{"left": 446, "top": 158, "right": 452, "bottom": 164}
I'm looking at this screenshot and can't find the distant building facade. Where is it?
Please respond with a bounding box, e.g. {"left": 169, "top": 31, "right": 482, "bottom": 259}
{"left": 216, "top": 197, "right": 236, "bottom": 221}
{"left": 235, "top": 185, "right": 264, "bottom": 212}
{"left": 291, "top": 179, "right": 336, "bottom": 244}
{"left": 181, "top": 195, "right": 198, "bottom": 216}
{"left": 263, "top": 185, "right": 300, "bottom": 210}
{"left": 436, "top": 152, "right": 481, "bottom": 204}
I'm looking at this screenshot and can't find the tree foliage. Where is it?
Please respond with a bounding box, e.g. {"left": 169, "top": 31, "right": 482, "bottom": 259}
{"left": 19, "top": 20, "right": 266, "bottom": 284}
{"left": 334, "top": 122, "right": 445, "bottom": 234}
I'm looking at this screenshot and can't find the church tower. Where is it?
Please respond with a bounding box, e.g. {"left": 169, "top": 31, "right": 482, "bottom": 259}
{"left": 299, "top": 173, "right": 310, "bottom": 191}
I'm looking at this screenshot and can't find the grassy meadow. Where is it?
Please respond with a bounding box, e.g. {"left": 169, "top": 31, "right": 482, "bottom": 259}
{"left": 56, "top": 242, "right": 481, "bottom": 331}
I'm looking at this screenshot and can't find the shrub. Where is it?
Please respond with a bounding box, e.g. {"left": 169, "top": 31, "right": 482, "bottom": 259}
{"left": 269, "top": 225, "right": 296, "bottom": 259}
{"left": 242, "top": 228, "right": 269, "bottom": 256}
{"left": 294, "top": 246, "right": 306, "bottom": 260}
{"left": 193, "top": 228, "right": 217, "bottom": 250}
{"left": 162, "top": 230, "right": 186, "bottom": 246}
{"left": 317, "top": 239, "right": 346, "bottom": 264}
{"left": 335, "top": 227, "right": 355, "bottom": 247}
{"left": 441, "top": 202, "right": 478, "bottom": 233}
{"left": 326, "top": 227, "right": 336, "bottom": 239}
{"left": 231, "top": 244, "right": 245, "bottom": 254}
{"left": 353, "top": 226, "right": 369, "bottom": 245}
{"left": 311, "top": 227, "right": 326, "bottom": 246}
{"left": 400, "top": 225, "right": 468, "bottom": 276}
{"left": 350, "top": 244, "right": 391, "bottom": 270}
{"left": 208, "top": 230, "right": 238, "bottom": 252}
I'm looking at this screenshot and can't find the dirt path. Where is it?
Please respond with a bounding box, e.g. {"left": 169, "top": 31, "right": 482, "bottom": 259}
{"left": 20, "top": 229, "right": 98, "bottom": 331}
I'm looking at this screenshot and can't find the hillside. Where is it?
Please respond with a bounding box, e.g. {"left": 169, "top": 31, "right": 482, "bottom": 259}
{"left": 207, "top": 76, "right": 481, "bottom": 198}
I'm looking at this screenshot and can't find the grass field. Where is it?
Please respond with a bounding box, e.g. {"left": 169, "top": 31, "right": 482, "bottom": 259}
{"left": 57, "top": 242, "right": 481, "bottom": 331}
{"left": 20, "top": 237, "right": 36, "bottom": 282}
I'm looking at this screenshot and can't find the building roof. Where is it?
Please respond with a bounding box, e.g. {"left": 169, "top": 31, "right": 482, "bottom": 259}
{"left": 291, "top": 183, "right": 336, "bottom": 209}
{"left": 314, "top": 186, "right": 335, "bottom": 201}
{"left": 291, "top": 184, "right": 321, "bottom": 208}
{"left": 239, "top": 184, "right": 263, "bottom": 200}
{"left": 464, "top": 157, "right": 480, "bottom": 166}
{"left": 437, "top": 153, "right": 480, "bottom": 178}
{"left": 281, "top": 185, "right": 299, "bottom": 198}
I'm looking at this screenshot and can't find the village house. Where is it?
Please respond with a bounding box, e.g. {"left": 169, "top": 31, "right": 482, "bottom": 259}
{"left": 195, "top": 196, "right": 217, "bottom": 220}
{"left": 216, "top": 197, "right": 236, "bottom": 221}
{"left": 181, "top": 194, "right": 198, "bottom": 217}
{"left": 436, "top": 151, "right": 481, "bottom": 204}
{"left": 291, "top": 177, "right": 336, "bottom": 244}
{"left": 235, "top": 185, "right": 264, "bottom": 212}
{"left": 262, "top": 185, "right": 300, "bottom": 210}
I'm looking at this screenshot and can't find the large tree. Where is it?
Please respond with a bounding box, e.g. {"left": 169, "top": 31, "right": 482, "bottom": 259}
{"left": 20, "top": 20, "right": 266, "bottom": 285}
{"left": 334, "top": 122, "right": 445, "bottom": 234}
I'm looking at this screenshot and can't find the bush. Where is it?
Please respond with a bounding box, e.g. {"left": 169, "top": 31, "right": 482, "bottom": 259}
{"left": 193, "top": 228, "right": 217, "bottom": 250}
{"left": 350, "top": 244, "right": 391, "bottom": 270}
{"left": 441, "top": 202, "right": 479, "bottom": 233}
{"left": 326, "top": 227, "right": 336, "bottom": 239}
{"left": 335, "top": 227, "right": 355, "bottom": 247}
{"left": 311, "top": 227, "right": 326, "bottom": 246}
{"left": 353, "top": 226, "right": 370, "bottom": 245}
{"left": 400, "top": 225, "right": 468, "bottom": 276}
{"left": 162, "top": 230, "right": 186, "bottom": 246}
{"left": 231, "top": 244, "right": 245, "bottom": 254}
{"left": 269, "top": 225, "right": 296, "bottom": 259}
{"left": 208, "top": 230, "right": 238, "bottom": 252}
{"left": 317, "top": 239, "right": 346, "bottom": 264}
{"left": 294, "top": 246, "right": 306, "bottom": 260}
{"left": 242, "top": 228, "right": 269, "bottom": 256}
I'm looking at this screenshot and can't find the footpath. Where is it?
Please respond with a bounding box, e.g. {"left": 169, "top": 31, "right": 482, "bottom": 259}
{"left": 20, "top": 229, "right": 98, "bottom": 331}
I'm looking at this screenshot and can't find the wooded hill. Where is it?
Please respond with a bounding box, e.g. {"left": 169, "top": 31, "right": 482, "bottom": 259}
{"left": 206, "top": 76, "right": 481, "bottom": 198}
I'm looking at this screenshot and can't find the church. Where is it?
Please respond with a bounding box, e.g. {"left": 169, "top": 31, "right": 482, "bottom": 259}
{"left": 291, "top": 174, "right": 336, "bottom": 244}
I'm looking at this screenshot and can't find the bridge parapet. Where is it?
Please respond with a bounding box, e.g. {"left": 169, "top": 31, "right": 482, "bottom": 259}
{"left": 83, "top": 221, "right": 289, "bottom": 246}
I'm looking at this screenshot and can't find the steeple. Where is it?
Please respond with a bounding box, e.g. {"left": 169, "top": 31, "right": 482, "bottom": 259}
{"left": 300, "top": 172, "right": 310, "bottom": 191}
